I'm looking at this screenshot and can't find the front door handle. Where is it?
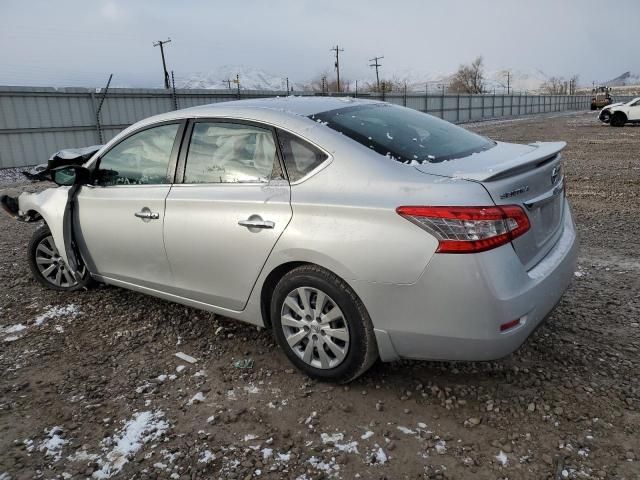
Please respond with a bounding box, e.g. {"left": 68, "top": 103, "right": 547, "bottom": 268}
{"left": 134, "top": 208, "right": 160, "bottom": 220}
{"left": 238, "top": 218, "right": 275, "bottom": 229}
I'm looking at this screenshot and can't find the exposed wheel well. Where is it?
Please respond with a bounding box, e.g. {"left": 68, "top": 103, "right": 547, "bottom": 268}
{"left": 23, "top": 209, "right": 43, "bottom": 222}
{"left": 260, "top": 261, "right": 309, "bottom": 329}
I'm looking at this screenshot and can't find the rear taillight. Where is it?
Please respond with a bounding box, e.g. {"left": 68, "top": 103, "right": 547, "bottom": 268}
{"left": 396, "top": 205, "right": 530, "bottom": 253}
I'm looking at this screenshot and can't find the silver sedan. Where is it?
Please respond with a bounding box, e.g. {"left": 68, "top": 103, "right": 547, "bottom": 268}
{"left": 6, "top": 97, "right": 578, "bottom": 382}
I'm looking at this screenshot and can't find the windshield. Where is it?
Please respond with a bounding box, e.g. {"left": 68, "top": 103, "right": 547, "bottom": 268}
{"left": 311, "top": 103, "right": 495, "bottom": 163}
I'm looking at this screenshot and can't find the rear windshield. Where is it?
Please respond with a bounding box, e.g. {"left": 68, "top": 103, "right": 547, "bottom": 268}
{"left": 311, "top": 103, "right": 494, "bottom": 163}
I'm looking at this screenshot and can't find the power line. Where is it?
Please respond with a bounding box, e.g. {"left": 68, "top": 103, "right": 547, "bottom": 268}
{"left": 331, "top": 45, "right": 344, "bottom": 93}
{"left": 369, "top": 56, "right": 383, "bottom": 92}
{"left": 152, "top": 38, "right": 172, "bottom": 89}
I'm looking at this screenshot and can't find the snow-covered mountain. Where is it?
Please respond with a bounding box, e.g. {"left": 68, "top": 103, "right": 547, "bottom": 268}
{"left": 602, "top": 71, "right": 640, "bottom": 87}
{"left": 176, "top": 65, "right": 552, "bottom": 93}
{"left": 176, "top": 65, "right": 295, "bottom": 91}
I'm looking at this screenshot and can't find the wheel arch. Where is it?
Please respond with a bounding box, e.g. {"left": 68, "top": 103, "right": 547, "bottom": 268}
{"left": 259, "top": 259, "right": 363, "bottom": 330}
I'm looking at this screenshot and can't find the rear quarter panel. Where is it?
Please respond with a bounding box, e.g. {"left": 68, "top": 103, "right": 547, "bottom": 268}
{"left": 258, "top": 134, "right": 495, "bottom": 286}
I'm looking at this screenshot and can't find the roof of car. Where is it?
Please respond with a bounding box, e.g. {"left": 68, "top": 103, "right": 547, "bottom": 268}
{"left": 181, "top": 96, "right": 380, "bottom": 117}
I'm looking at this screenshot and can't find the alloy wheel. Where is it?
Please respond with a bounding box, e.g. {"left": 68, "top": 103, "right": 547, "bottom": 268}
{"left": 280, "top": 286, "right": 350, "bottom": 369}
{"left": 35, "top": 235, "right": 81, "bottom": 288}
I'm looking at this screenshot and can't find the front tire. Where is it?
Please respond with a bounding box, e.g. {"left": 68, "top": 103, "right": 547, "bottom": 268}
{"left": 28, "top": 224, "right": 91, "bottom": 291}
{"left": 610, "top": 112, "right": 626, "bottom": 127}
{"left": 271, "top": 265, "right": 378, "bottom": 383}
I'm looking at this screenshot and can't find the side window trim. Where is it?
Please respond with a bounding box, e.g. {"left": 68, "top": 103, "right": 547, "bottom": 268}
{"left": 93, "top": 119, "right": 186, "bottom": 186}
{"left": 176, "top": 118, "right": 287, "bottom": 185}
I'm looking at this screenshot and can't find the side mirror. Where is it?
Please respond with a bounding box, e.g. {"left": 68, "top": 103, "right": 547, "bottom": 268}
{"left": 51, "top": 165, "right": 91, "bottom": 186}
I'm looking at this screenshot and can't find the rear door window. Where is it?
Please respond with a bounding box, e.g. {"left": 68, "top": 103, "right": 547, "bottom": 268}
{"left": 277, "top": 130, "right": 328, "bottom": 182}
{"left": 183, "top": 122, "right": 281, "bottom": 184}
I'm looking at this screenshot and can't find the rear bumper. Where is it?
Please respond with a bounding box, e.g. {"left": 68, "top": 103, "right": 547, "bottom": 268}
{"left": 356, "top": 199, "right": 578, "bottom": 362}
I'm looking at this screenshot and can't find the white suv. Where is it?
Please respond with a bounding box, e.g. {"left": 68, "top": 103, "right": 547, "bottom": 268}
{"left": 598, "top": 97, "right": 640, "bottom": 126}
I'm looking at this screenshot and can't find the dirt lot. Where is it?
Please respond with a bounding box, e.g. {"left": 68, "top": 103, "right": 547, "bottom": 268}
{"left": 0, "top": 111, "right": 638, "bottom": 480}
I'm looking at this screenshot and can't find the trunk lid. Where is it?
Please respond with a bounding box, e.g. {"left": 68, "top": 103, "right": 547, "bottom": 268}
{"left": 413, "top": 141, "right": 566, "bottom": 269}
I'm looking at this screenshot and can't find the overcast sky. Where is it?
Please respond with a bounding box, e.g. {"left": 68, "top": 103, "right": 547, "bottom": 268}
{"left": 1, "top": 0, "right": 638, "bottom": 88}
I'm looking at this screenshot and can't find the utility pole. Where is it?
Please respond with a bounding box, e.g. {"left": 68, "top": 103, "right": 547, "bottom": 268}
{"left": 153, "top": 38, "right": 172, "bottom": 89}
{"left": 369, "top": 56, "right": 383, "bottom": 92}
{"left": 286, "top": 77, "right": 289, "bottom": 94}
{"left": 506, "top": 71, "right": 510, "bottom": 95}
{"left": 331, "top": 45, "right": 344, "bottom": 93}
{"left": 233, "top": 74, "right": 240, "bottom": 99}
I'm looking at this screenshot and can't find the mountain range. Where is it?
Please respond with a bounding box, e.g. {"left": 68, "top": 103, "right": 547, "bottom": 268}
{"left": 175, "top": 65, "right": 639, "bottom": 93}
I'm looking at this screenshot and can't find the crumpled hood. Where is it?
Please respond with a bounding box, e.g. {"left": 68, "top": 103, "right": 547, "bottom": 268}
{"left": 602, "top": 102, "right": 624, "bottom": 111}
{"left": 411, "top": 141, "right": 566, "bottom": 182}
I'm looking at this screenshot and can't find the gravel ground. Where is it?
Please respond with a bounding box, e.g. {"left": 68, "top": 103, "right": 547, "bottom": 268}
{"left": 0, "top": 111, "right": 638, "bottom": 480}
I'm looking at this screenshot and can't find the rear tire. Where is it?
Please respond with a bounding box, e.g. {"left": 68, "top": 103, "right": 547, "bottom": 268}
{"left": 271, "top": 265, "right": 378, "bottom": 383}
{"left": 610, "top": 112, "right": 626, "bottom": 127}
{"left": 28, "top": 224, "right": 91, "bottom": 291}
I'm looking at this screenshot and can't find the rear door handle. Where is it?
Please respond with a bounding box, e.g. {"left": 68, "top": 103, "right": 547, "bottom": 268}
{"left": 238, "top": 219, "right": 275, "bottom": 229}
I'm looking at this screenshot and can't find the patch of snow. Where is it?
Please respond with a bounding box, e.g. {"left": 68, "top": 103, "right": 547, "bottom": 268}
{"left": 175, "top": 365, "right": 186, "bottom": 373}
{"left": 496, "top": 450, "right": 508, "bottom": 466}
{"left": 92, "top": 410, "right": 169, "bottom": 479}
{"left": 308, "top": 455, "right": 339, "bottom": 473}
{"left": 187, "top": 392, "right": 206, "bottom": 405}
{"left": 277, "top": 452, "right": 291, "bottom": 462}
{"left": 2, "top": 324, "right": 26, "bottom": 334}
{"left": 198, "top": 450, "right": 215, "bottom": 463}
{"left": 156, "top": 374, "right": 168, "bottom": 382}
{"left": 261, "top": 447, "right": 273, "bottom": 459}
{"left": 68, "top": 449, "right": 99, "bottom": 462}
{"left": 3, "top": 336, "right": 19, "bottom": 342}
{"left": 367, "top": 445, "right": 388, "bottom": 465}
{"left": 35, "top": 304, "right": 79, "bottom": 327}
{"left": 40, "top": 426, "right": 67, "bottom": 461}
{"left": 23, "top": 439, "right": 34, "bottom": 452}
{"left": 321, "top": 432, "right": 358, "bottom": 453}
{"left": 361, "top": 431, "right": 374, "bottom": 440}
{"left": 435, "top": 440, "right": 447, "bottom": 455}
{"left": 243, "top": 434, "right": 258, "bottom": 442}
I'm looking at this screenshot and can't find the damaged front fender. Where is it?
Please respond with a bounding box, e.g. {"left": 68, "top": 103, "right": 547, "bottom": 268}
{"left": 17, "top": 187, "right": 78, "bottom": 274}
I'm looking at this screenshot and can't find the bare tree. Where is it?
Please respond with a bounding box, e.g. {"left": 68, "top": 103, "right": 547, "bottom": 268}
{"left": 303, "top": 72, "right": 351, "bottom": 93}
{"left": 541, "top": 75, "right": 579, "bottom": 95}
{"left": 449, "top": 57, "right": 485, "bottom": 94}
{"left": 540, "top": 77, "right": 564, "bottom": 94}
